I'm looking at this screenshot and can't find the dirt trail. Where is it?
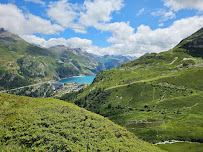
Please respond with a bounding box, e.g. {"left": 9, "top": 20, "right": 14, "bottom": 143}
{"left": 105, "top": 72, "right": 180, "bottom": 91}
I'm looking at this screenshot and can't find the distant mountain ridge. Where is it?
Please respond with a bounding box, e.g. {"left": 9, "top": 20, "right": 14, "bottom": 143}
{"left": 49, "top": 45, "right": 135, "bottom": 70}
{"left": 0, "top": 29, "right": 104, "bottom": 90}
{"left": 48, "top": 45, "right": 104, "bottom": 78}
{"left": 95, "top": 54, "right": 136, "bottom": 70}
{"left": 0, "top": 28, "right": 134, "bottom": 90}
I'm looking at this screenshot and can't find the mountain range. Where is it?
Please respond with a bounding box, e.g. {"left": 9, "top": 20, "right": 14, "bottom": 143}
{"left": 0, "top": 27, "right": 202, "bottom": 151}
{"left": 95, "top": 54, "right": 136, "bottom": 70}
{"left": 0, "top": 28, "right": 132, "bottom": 90}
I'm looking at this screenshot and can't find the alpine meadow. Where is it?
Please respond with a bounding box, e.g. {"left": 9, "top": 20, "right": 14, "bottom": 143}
{"left": 0, "top": 0, "right": 203, "bottom": 152}
{"left": 60, "top": 28, "right": 203, "bottom": 151}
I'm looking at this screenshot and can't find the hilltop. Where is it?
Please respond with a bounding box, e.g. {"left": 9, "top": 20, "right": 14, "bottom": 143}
{"left": 60, "top": 27, "right": 203, "bottom": 149}
{"left": 0, "top": 93, "right": 164, "bottom": 152}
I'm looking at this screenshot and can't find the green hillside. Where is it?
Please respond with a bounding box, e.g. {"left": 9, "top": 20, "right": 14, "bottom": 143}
{"left": 0, "top": 29, "right": 104, "bottom": 90}
{"left": 60, "top": 28, "right": 203, "bottom": 146}
{"left": 0, "top": 93, "right": 164, "bottom": 152}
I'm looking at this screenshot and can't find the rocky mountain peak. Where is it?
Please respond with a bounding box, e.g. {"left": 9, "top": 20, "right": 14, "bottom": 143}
{"left": 174, "top": 27, "right": 203, "bottom": 58}
{"left": 0, "top": 28, "right": 6, "bottom": 33}
{"left": 0, "top": 28, "right": 24, "bottom": 42}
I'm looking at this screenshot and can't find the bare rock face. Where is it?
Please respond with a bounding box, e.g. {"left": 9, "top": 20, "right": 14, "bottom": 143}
{"left": 0, "top": 28, "right": 23, "bottom": 42}
{"left": 178, "top": 28, "right": 203, "bottom": 58}
{"left": 0, "top": 28, "right": 6, "bottom": 32}
{"left": 181, "top": 35, "right": 203, "bottom": 58}
{"left": 184, "top": 35, "right": 203, "bottom": 48}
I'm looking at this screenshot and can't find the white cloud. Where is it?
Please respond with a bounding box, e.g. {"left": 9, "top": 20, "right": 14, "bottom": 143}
{"left": 151, "top": 9, "right": 176, "bottom": 21}
{"left": 46, "top": 0, "right": 124, "bottom": 33}
{"left": 0, "top": 3, "right": 64, "bottom": 34}
{"left": 2, "top": 1, "right": 203, "bottom": 58}
{"left": 47, "top": 0, "right": 86, "bottom": 33}
{"left": 20, "top": 35, "right": 95, "bottom": 50}
{"left": 79, "top": 0, "right": 124, "bottom": 26}
{"left": 8, "top": 0, "right": 15, "bottom": 3}
{"left": 95, "top": 22, "right": 134, "bottom": 43}
{"left": 20, "top": 35, "right": 46, "bottom": 46}
{"left": 66, "top": 37, "right": 93, "bottom": 48}
{"left": 158, "top": 23, "right": 164, "bottom": 27}
{"left": 136, "top": 8, "right": 145, "bottom": 16}
{"left": 163, "top": 0, "right": 203, "bottom": 11}
{"left": 21, "top": 16, "right": 203, "bottom": 57}
{"left": 22, "top": 34, "right": 101, "bottom": 54}
{"left": 99, "top": 16, "right": 203, "bottom": 57}
{"left": 24, "top": 14, "right": 64, "bottom": 34}
{"left": 24, "top": 0, "right": 45, "bottom": 5}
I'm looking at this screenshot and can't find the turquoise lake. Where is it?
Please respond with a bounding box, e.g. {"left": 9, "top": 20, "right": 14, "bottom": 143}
{"left": 59, "top": 75, "right": 96, "bottom": 85}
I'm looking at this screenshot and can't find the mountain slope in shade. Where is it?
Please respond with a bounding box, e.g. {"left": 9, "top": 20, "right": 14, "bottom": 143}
{"left": 0, "top": 29, "right": 104, "bottom": 90}
{"left": 0, "top": 93, "right": 164, "bottom": 152}
{"left": 49, "top": 45, "right": 104, "bottom": 77}
{"left": 60, "top": 28, "right": 203, "bottom": 145}
{"left": 173, "top": 27, "right": 203, "bottom": 58}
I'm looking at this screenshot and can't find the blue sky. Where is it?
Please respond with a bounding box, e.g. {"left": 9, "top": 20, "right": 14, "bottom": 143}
{"left": 0, "top": 0, "right": 203, "bottom": 57}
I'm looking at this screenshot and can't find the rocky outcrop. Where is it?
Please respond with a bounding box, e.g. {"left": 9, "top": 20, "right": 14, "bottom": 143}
{"left": 177, "top": 28, "right": 203, "bottom": 58}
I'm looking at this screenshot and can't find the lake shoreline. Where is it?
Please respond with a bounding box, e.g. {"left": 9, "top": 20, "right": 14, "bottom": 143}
{"left": 59, "top": 75, "right": 96, "bottom": 85}
{"left": 59, "top": 74, "right": 97, "bottom": 80}
{"left": 59, "top": 75, "right": 86, "bottom": 80}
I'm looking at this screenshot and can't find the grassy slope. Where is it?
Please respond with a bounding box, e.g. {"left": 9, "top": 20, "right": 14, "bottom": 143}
{"left": 60, "top": 28, "right": 203, "bottom": 145}
{"left": 0, "top": 93, "right": 164, "bottom": 152}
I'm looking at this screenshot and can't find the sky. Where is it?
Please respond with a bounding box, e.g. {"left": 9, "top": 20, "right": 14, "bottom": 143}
{"left": 0, "top": 0, "right": 203, "bottom": 57}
